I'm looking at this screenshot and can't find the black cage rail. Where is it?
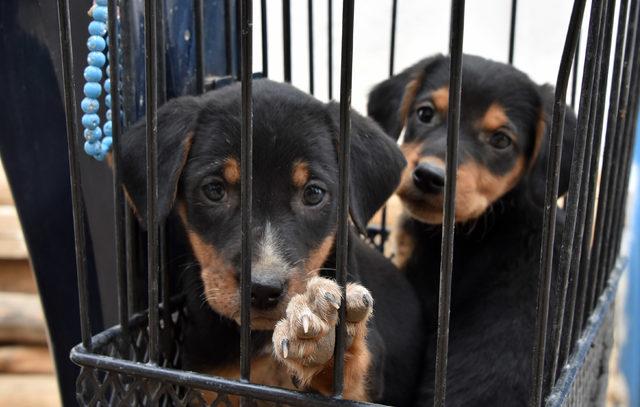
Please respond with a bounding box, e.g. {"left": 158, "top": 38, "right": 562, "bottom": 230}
{"left": 53, "top": 0, "right": 640, "bottom": 406}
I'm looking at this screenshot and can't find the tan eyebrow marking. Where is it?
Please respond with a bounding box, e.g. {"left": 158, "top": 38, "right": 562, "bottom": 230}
{"left": 223, "top": 157, "right": 240, "bottom": 184}
{"left": 431, "top": 86, "right": 449, "bottom": 115}
{"left": 480, "top": 103, "right": 509, "bottom": 133}
{"left": 292, "top": 160, "right": 310, "bottom": 188}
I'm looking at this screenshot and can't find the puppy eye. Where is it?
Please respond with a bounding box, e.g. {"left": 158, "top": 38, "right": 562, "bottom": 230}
{"left": 489, "top": 131, "right": 512, "bottom": 149}
{"left": 302, "top": 184, "right": 326, "bottom": 206}
{"left": 416, "top": 103, "right": 436, "bottom": 124}
{"left": 201, "top": 179, "right": 226, "bottom": 202}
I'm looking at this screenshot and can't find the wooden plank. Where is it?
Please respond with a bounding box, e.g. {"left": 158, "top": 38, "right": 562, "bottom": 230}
{"left": 0, "top": 260, "right": 37, "bottom": 294}
{"left": 0, "top": 206, "right": 27, "bottom": 259}
{"left": 0, "top": 162, "right": 13, "bottom": 206}
{"left": 0, "top": 374, "right": 60, "bottom": 407}
{"left": 0, "top": 345, "right": 53, "bottom": 374}
{"left": 0, "top": 292, "right": 47, "bottom": 345}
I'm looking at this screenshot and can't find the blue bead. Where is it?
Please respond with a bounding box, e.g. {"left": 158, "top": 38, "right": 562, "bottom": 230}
{"left": 104, "top": 120, "right": 112, "bottom": 137}
{"left": 83, "top": 82, "right": 102, "bottom": 98}
{"left": 84, "top": 127, "right": 102, "bottom": 141}
{"left": 88, "top": 21, "right": 107, "bottom": 36}
{"left": 94, "top": 152, "right": 106, "bottom": 161}
{"left": 105, "top": 94, "right": 111, "bottom": 108}
{"left": 96, "top": 0, "right": 108, "bottom": 7}
{"left": 82, "top": 114, "right": 100, "bottom": 130}
{"left": 93, "top": 6, "right": 108, "bottom": 22}
{"left": 83, "top": 66, "right": 102, "bottom": 82}
{"left": 84, "top": 140, "right": 100, "bottom": 156}
{"left": 106, "top": 109, "right": 112, "bottom": 121}
{"left": 104, "top": 79, "right": 111, "bottom": 93}
{"left": 101, "top": 136, "right": 113, "bottom": 151}
{"left": 87, "top": 35, "right": 106, "bottom": 52}
{"left": 105, "top": 64, "right": 111, "bottom": 78}
{"left": 87, "top": 52, "right": 106, "bottom": 67}
{"left": 81, "top": 97, "right": 99, "bottom": 113}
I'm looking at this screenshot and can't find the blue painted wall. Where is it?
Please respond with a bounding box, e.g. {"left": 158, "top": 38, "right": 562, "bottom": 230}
{"left": 622, "top": 115, "right": 640, "bottom": 407}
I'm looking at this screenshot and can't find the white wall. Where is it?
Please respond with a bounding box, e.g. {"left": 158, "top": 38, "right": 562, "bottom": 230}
{"left": 250, "top": 0, "right": 601, "bottom": 114}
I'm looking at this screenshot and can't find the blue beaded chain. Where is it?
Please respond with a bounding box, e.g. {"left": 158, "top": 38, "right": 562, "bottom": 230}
{"left": 81, "top": 0, "right": 115, "bottom": 161}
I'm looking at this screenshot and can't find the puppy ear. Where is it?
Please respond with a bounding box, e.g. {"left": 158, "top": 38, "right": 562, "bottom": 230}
{"left": 367, "top": 54, "right": 443, "bottom": 139}
{"left": 326, "top": 103, "right": 407, "bottom": 232}
{"left": 525, "top": 84, "right": 577, "bottom": 207}
{"left": 120, "top": 96, "right": 202, "bottom": 228}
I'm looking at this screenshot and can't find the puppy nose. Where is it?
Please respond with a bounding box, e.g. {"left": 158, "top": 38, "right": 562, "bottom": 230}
{"left": 251, "top": 279, "right": 284, "bottom": 310}
{"left": 413, "top": 162, "right": 446, "bottom": 193}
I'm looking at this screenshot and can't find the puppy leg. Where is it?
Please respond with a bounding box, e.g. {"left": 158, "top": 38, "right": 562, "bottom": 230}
{"left": 272, "top": 277, "right": 373, "bottom": 401}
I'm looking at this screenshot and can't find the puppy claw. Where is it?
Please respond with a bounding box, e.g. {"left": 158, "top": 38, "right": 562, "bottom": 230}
{"left": 362, "top": 294, "right": 371, "bottom": 308}
{"left": 345, "top": 284, "right": 374, "bottom": 323}
{"left": 324, "top": 292, "right": 341, "bottom": 309}
{"left": 302, "top": 315, "right": 310, "bottom": 334}
{"left": 282, "top": 339, "right": 289, "bottom": 359}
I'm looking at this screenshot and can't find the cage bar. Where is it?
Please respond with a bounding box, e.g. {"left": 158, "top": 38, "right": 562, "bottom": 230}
{"left": 157, "top": 0, "right": 170, "bottom": 331}
{"left": 225, "top": 0, "right": 233, "bottom": 76}
{"left": 389, "top": 0, "right": 398, "bottom": 77}
{"left": 308, "top": 0, "right": 315, "bottom": 94}
{"left": 144, "top": 0, "right": 160, "bottom": 365}
{"left": 328, "top": 0, "right": 333, "bottom": 99}
{"left": 157, "top": 4, "right": 167, "bottom": 103}
{"left": 125, "top": 208, "right": 138, "bottom": 316}
{"left": 239, "top": 0, "right": 253, "bottom": 394}
{"left": 584, "top": 0, "right": 631, "bottom": 317}
{"left": 376, "top": 0, "right": 399, "bottom": 254}
{"left": 120, "top": 1, "right": 141, "bottom": 319}
{"left": 261, "top": 0, "right": 268, "bottom": 77}
{"left": 332, "top": 0, "right": 355, "bottom": 397}
{"left": 574, "top": 0, "right": 625, "bottom": 342}
{"left": 107, "top": 0, "right": 129, "bottom": 336}
{"left": 608, "top": 30, "right": 640, "bottom": 269}
{"left": 564, "top": 0, "right": 617, "bottom": 359}
{"left": 283, "top": 0, "right": 292, "bottom": 83}
{"left": 602, "top": 0, "right": 639, "bottom": 277}
{"left": 571, "top": 34, "right": 581, "bottom": 109}
{"left": 591, "top": 0, "right": 639, "bottom": 308}
{"left": 548, "top": 0, "right": 604, "bottom": 388}
{"left": 55, "top": 0, "right": 92, "bottom": 351}
{"left": 529, "top": 0, "right": 587, "bottom": 405}
{"left": 194, "top": 0, "right": 205, "bottom": 94}
{"left": 508, "top": 0, "right": 517, "bottom": 64}
{"left": 433, "top": 2, "right": 465, "bottom": 406}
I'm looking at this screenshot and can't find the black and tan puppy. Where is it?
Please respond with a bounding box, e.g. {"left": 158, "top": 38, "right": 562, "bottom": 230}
{"left": 368, "top": 54, "right": 576, "bottom": 405}
{"left": 120, "top": 80, "right": 424, "bottom": 404}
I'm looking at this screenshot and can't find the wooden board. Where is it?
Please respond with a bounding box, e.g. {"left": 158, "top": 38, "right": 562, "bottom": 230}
{"left": 0, "top": 162, "right": 13, "bottom": 206}
{"left": 0, "top": 206, "right": 27, "bottom": 259}
{"left": 0, "top": 374, "right": 60, "bottom": 407}
{"left": 0, "top": 345, "right": 53, "bottom": 374}
{"left": 0, "top": 292, "right": 47, "bottom": 345}
{"left": 0, "top": 260, "right": 36, "bottom": 294}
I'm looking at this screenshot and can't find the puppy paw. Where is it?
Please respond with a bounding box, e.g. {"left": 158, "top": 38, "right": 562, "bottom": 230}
{"left": 273, "top": 277, "right": 373, "bottom": 399}
{"left": 273, "top": 277, "right": 341, "bottom": 376}
{"left": 344, "top": 282, "right": 373, "bottom": 334}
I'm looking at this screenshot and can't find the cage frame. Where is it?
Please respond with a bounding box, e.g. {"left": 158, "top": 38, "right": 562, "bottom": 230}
{"left": 52, "top": 0, "right": 640, "bottom": 405}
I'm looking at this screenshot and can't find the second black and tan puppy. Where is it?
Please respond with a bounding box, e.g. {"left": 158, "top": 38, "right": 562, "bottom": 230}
{"left": 120, "top": 80, "right": 424, "bottom": 405}
{"left": 368, "top": 54, "right": 576, "bottom": 406}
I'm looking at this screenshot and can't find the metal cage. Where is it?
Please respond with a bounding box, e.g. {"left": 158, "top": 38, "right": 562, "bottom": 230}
{"left": 51, "top": 0, "right": 640, "bottom": 405}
